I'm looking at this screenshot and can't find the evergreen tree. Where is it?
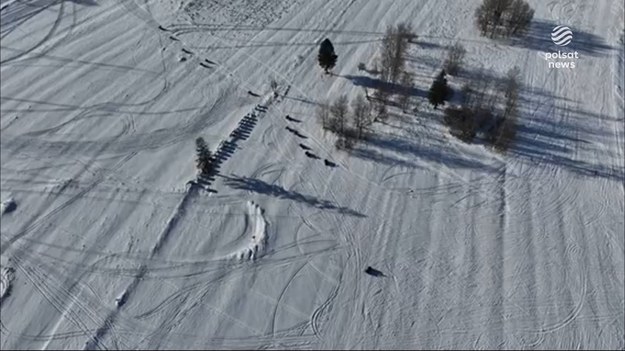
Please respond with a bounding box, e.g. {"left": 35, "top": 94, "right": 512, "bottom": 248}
{"left": 428, "top": 70, "right": 452, "bottom": 109}
{"left": 195, "top": 137, "right": 212, "bottom": 176}
{"left": 318, "top": 38, "right": 338, "bottom": 74}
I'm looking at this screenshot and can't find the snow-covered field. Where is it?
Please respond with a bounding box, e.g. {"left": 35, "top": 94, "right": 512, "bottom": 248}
{"left": 1, "top": 0, "right": 623, "bottom": 349}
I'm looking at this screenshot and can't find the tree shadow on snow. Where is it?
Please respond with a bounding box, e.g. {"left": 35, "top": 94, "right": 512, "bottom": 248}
{"left": 222, "top": 175, "right": 366, "bottom": 218}
{"left": 342, "top": 75, "right": 426, "bottom": 98}
{"left": 510, "top": 19, "right": 614, "bottom": 57}
{"left": 511, "top": 106, "right": 624, "bottom": 182}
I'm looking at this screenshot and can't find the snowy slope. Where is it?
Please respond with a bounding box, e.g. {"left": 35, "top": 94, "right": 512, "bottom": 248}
{"left": 1, "top": 0, "right": 623, "bottom": 349}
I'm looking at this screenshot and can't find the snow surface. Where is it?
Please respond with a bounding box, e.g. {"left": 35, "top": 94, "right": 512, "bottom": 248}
{"left": 0, "top": 0, "right": 623, "bottom": 349}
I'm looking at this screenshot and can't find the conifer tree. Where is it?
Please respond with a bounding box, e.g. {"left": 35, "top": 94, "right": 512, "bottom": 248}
{"left": 318, "top": 38, "right": 338, "bottom": 74}
{"left": 195, "top": 137, "right": 212, "bottom": 176}
{"left": 428, "top": 70, "right": 452, "bottom": 109}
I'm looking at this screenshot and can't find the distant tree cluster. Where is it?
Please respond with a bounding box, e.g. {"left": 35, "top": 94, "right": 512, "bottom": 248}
{"left": 443, "top": 66, "right": 521, "bottom": 152}
{"left": 311, "top": 18, "right": 525, "bottom": 157}
{"left": 365, "top": 23, "right": 418, "bottom": 117}
{"left": 318, "top": 93, "right": 373, "bottom": 150}
{"left": 379, "top": 23, "right": 414, "bottom": 86}
{"left": 475, "top": 0, "right": 534, "bottom": 38}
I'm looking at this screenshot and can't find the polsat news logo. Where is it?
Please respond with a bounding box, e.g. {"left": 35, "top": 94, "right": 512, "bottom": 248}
{"left": 545, "top": 25, "right": 578, "bottom": 69}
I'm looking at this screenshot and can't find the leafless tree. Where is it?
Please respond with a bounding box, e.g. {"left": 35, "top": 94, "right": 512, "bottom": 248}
{"left": 504, "top": 0, "right": 534, "bottom": 36}
{"left": 475, "top": 0, "right": 533, "bottom": 38}
{"left": 330, "top": 94, "right": 349, "bottom": 134}
{"left": 351, "top": 94, "right": 372, "bottom": 139}
{"left": 444, "top": 42, "right": 466, "bottom": 76}
{"left": 371, "top": 88, "right": 390, "bottom": 121}
{"left": 397, "top": 70, "right": 415, "bottom": 112}
{"left": 317, "top": 102, "right": 331, "bottom": 130}
{"left": 379, "top": 22, "right": 414, "bottom": 86}
{"left": 494, "top": 66, "right": 520, "bottom": 121}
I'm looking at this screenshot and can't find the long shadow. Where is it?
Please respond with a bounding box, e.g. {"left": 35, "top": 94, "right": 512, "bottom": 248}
{"left": 451, "top": 66, "right": 623, "bottom": 182}
{"left": 510, "top": 19, "right": 614, "bottom": 56}
{"left": 202, "top": 38, "right": 383, "bottom": 50}
{"left": 365, "top": 133, "right": 502, "bottom": 173}
{"left": 350, "top": 147, "right": 419, "bottom": 169}
{"left": 343, "top": 75, "right": 426, "bottom": 98}
{"left": 168, "top": 24, "right": 382, "bottom": 37}
{"left": 510, "top": 106, "right": 624, "bottom": 182}
{"left": 460, "top": 66, "right": 571, "bottom": 106}
{"left": 222, "top": 175, "right": 366, "bottom": 218}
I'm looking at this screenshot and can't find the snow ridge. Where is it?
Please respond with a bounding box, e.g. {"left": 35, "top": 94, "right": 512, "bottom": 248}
{"left": 230, "top": 201, "right": 268, "bottom": 261}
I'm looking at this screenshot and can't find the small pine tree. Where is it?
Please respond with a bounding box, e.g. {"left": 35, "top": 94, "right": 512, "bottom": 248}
{"left": 195, "top": 137, "right": 212, "bottom": 176}
{"left": 428, "top": 70, "right": 452, "bottom": 109}
{"left": 318, "top": 38, "right": 338, "bottom": 74}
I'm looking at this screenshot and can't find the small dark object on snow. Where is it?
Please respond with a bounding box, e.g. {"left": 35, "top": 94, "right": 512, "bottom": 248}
{"left": 305, "top": 151, "right": 320, "bottom": 159}
{"left": 158, "top": 25, "right": 169, "bottom": 31}
{"left": 182, "top": 48, "right": 193, "bottom": 55}
{"left": 299, "top": 143, "right": 311, "bottom": 150}
{"left": 115, "top": 292, "right": 128, "bottom": 307}
{"left": 285, "top": 115, "right": 301, "bottom": 122}
{"left": 286, "top": 128, "right": 307, "bottom": 139}
{"left": 2, "top": 199, "right": 17, "bottom": 214}
{"left": 248, "top": 91, "right": 260, "bottom": 97}
{"left": 324, "top": 159, "right": 337, "bottom": 167}
{"left": 365, "top": 266, "right": 385, "bottom": 277}
{"left": 204, "top": 59, "right": 216, "bottom": 64}
{"left": 169, "top": 35, "right": 179, "bottom": 41}
{"left": 199, "top": 62, "right": 211, "bottom": 68}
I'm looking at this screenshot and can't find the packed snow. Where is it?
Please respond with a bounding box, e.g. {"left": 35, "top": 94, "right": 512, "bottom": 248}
{"left": 0, "top": 0, "right": 623, "bottom": 349}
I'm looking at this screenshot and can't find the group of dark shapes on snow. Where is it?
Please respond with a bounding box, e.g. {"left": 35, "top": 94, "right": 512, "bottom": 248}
{"left": 284, "top": 115, "right": 337, "bottom": 168}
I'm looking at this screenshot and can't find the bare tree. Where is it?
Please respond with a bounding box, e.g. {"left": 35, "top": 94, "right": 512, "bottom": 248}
{"left": 475, "top": 0, "right": 533, "bottom": 38}
{"left": 351, "top": 94, "right": 371, "bottom": 139}
{"left": 397, "top": 70, "right": 415, "bottom": 112}
{"left": 317, "top": 102, "right": 331, "bottom": 130}
{"left": 475, "top": 0, "right": 512, "bottom": 37}
{"left": 444, "top": 42, "right": 466, "bottom": 76}
{"left": 330, "top": 94, "right": 349, "bottom": 134}
{"left": 371, "top": 88, "right": 389, "bottom": 121}
{"left": 501, "top": 66, "right": 521, "bottom": 120}
{"left": 504, "top": 0, "right": 534, "bottom": 36}
{"left": 379, "top": 22, "right": 413, "bottom": 86}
